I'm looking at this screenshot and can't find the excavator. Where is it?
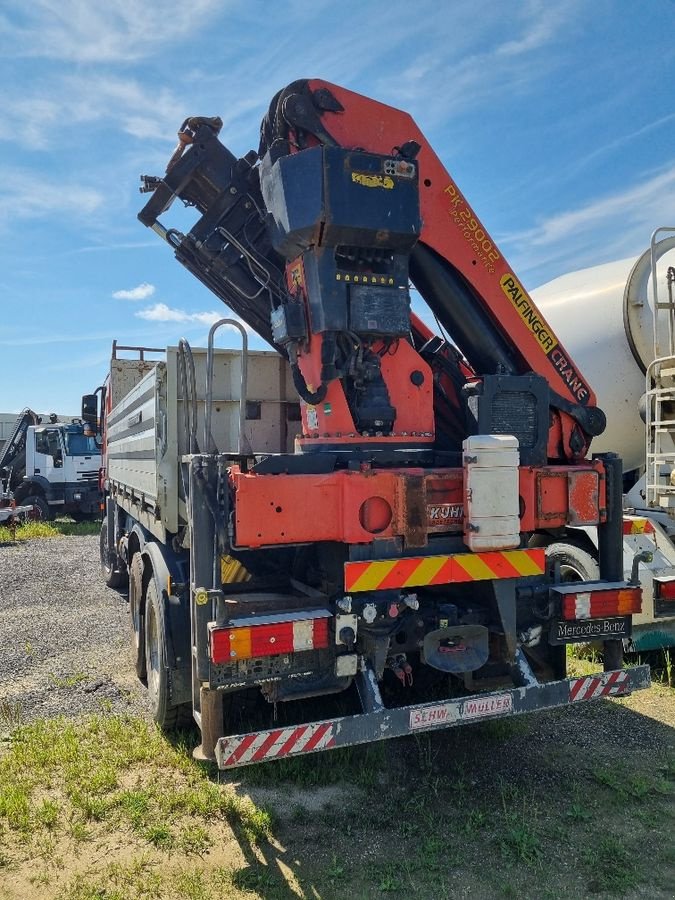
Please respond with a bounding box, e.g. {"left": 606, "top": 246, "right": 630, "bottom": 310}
{"left": 97, "top": 79, "right": 649, "bottom": 767}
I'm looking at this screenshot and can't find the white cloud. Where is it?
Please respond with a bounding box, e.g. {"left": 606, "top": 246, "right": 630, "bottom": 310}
{"left": 523, "top": 165, "right": 675, "bottom": 248}
{"left": 374, "top": 0, "right": 579, "bottom": 123}
{"left": 0, "top": 169, "right": 103, "bottom": 228}
{"left": 564, "top": 113, "right": 675, "bottom": 179}
{"left": 135, "top": 303, "right": 222, "bottom": 326}
{"left": 69, "top": 241, "right": 160, "bottom": 255}
{"left": 0, "top": 0, "right": 225, "bottom": 63}
{"left": 134, "top": 303, "right": 256, "bottom": 339}
{"left": 495, "top": 1, "right": 570, "bottom": 57}
{"left": 0, "top": 74, "right": 187, "bottom": 150}
{"left": 501, "top": 163, "right": 675, "bottom": 284}
{"left": 113, "top": 283, "right": 156, "bottom": 301}
{"left": 0, "top": 1, "right": 580, "bottom": 159}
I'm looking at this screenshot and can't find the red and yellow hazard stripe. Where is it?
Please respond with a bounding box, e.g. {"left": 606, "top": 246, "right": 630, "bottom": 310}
{"left": 623, "top": 518, "right": 654, "bottom": 535}
{"left": 344, "top": 548, "right": 546, "bottom": 593}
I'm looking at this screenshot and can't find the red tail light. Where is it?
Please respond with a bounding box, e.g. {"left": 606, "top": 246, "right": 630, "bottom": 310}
{"left": 210, "top": 615, "right": 329, "bottom": 664}
{"left": 554, "top": 583, "right": 642, "bottom": 621}
{"left": 654, "top": 577, "right": 675, "bottom": 602}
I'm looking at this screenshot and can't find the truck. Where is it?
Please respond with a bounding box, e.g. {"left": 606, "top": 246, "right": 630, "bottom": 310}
{"left": 0, "top": 409, "right": 101, "bottom": 521}
{"left": 86, "top": 80, "right": 649, "bottom": 769}
{"left": 531, "top": 229, "right": 675, "bottom": 651}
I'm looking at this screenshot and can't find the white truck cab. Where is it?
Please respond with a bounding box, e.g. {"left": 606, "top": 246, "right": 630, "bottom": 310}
{"left": 22, "top": 423, "right": 101, "bottom": 518}
{"left": 0, "top": 411, "right": 101, "bottom": 520}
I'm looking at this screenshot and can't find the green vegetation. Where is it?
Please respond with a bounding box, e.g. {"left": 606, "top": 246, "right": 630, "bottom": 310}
{"left": 0, "top": 519, "right": 100, "bottom": 542}
{"left": 0, "top": 638, "right": 673, "bottom": 898}
{"left": 567, "top": 642, "right": 675, "bottom": 687}
{"left": 0, "top": 715, "right": 276, "bottom": 898}
{"left": 48, "top": 672, "right": 89, "bottom": 690}
{"left": 0, "top": 694, "right": 672, "bottom": 899}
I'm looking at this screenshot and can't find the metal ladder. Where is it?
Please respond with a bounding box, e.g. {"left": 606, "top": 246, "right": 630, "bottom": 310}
{"left": 645, "top": 227, "right": 675, "bottom": 510}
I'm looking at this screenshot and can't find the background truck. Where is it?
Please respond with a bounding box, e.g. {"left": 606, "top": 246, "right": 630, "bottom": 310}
{"left": 531, "top": 228, "right": 675, "bottom": 651}
{"left": 0, "top": 409, "right": 101, "bottom": 520}
{"left": 87, "top": 80, "right": 649, "bottom": 769}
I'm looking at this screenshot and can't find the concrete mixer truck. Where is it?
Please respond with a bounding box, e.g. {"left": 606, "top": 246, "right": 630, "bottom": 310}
{"left": 532, "top": 227, "right": 675, "bottom": 651}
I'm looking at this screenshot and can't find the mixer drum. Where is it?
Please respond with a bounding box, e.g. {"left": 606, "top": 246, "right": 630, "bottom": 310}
{"left": 532, "top": 244, "right": 675, "bottom": 473}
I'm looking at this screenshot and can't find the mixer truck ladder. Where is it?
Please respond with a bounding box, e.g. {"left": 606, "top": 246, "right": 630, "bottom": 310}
{"left": 645, "top": 227, "right": 675, "bottom": 511}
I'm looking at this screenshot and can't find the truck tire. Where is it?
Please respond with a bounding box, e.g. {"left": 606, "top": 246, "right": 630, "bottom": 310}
{"left": 546, "top": 542, "right": 600, "bottom": 583}
{"left": 99, "top": 516, "right": 126, "bottom": 588}
{"left": 144, "top": 578, "right": 191, "bottom": 730}
{"left": 128, "top": 553, "right": 146, "bottom": 681}
{"left": 23, "top": 494, "right": 51, "bottom": 521}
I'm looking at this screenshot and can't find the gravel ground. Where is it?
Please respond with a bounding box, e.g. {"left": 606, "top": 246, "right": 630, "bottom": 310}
{"left": 0, "top": 535, "right": 149, "bottom": 724}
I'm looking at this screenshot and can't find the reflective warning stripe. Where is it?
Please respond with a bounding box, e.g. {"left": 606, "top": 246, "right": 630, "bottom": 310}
{"left": 569, "top": 670, "right": 628, "bottom": 702}
{"left": 218, "top": 722, "right": 336, "bottom": 768}
{"left": 623, "top": 518, "right": 655, "bottom": 535}
{"left": 344, "top": 548, "right": 546, "bottom": 593}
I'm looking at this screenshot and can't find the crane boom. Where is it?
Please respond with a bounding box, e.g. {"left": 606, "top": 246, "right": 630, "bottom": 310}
{"left": 139, "top": 80, "right": 604, "bottom": 463}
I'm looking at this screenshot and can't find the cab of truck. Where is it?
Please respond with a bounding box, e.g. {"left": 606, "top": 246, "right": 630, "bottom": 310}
{"left": 15, "top": 421, "right": 101, "bottom": 520}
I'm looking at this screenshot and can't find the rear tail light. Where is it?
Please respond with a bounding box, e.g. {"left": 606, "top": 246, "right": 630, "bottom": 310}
{"left": 653, "top": 577, "right": 675, "bottom": 602}
{"left": 553, "top": 583, "right": 642, "bottom": 621}
{"left": 210, "top": 615, "right": 329, "bottom": 664}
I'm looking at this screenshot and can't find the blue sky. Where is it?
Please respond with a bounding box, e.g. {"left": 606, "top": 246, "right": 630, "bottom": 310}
{"left": 1, "top": 0, "right": 673, "bottom": 413}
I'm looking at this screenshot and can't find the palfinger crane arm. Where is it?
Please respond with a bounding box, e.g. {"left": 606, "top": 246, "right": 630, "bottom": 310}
{"left": 139, "top": 79, "right": 605, "bottom": 462}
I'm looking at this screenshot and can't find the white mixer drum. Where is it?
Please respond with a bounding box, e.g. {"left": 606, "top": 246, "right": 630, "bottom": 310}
{"left": 531, "top": 242, "right": 675, "bottom": 472}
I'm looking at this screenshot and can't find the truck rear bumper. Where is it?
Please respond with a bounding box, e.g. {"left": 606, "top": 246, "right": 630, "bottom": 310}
{"left": 214, "top": 664, "right": 650, "bottom": 769}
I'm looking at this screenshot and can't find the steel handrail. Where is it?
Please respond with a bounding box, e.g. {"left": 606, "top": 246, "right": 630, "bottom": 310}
{"left": 204, "top": 319, "right": 249, "bottom": 455}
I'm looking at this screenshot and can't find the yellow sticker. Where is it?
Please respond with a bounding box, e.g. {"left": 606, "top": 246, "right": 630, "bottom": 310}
{"left": 351, "top": 172, "right": 394, "bottom": 190}
{"left": 499, "top": 273, "right": 558, "bottom": 354}
{"left": 290, "top": 263, "right": 304, "bottom": 288}
{"left": 194, "top": 587, "right": 209, "bottom": 606}
{"left": 499, "top": 273, "right": 591, "bottom": 405}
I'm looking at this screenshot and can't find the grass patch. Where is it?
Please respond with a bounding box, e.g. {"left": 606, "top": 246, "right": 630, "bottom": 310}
{"left": 591, "top": 760, "right": 673, "bottom": 803}
{"left": 371, "top": 861, "right": 404, "bottom": 893}
{"left": 58, "top": 856, "right": 162, "bottom": 900}
{"left": 0, "top": 698, "right": 23, "bottom": 728}
{"left": 242, "top": 738, "right": 388, "bottom": 789}
{"left": 0, "top": 715, "right": 272, "bottom": 855}
{"left": 583, "top": 835, "right": 640, "bottom": 894}
{"left": 498, "top": 786, "right": 543, "bottom": 868}
{"left": 0, "top": 519, "right": 100, "bottom": 542}
{"left": 48, "top": 672, "right": 89, "bottom": 690}
{"left": 0, "top": 687, "right": 673, "bottom": 899}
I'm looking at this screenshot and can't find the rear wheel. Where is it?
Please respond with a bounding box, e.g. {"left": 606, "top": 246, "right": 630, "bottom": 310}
{"left": 23, "top": 494, "right": 51, "bottom": 521}
{"left": 144, "top": 578, "right": 191, "bottom": 729}
{"left": 128, "top": 553, "right": 146, "bottom": 681}
{"left": 99, "top": 516, "right": 126, "bottom": 588}
{"left": 546, "top": 541, "right": 599, "bottom": 583}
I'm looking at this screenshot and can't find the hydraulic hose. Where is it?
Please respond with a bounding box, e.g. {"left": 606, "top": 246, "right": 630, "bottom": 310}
{"left": 291, "top": 364, "right": 327, "bottom": 405}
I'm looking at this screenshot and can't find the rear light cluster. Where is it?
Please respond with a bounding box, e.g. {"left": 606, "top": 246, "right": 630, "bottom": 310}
{"left": 210, "top": 616, "right": 329, "bottom": 664}
{"left": 654, "top": 577, "right": 675, "bottom": 602}
{"left": 554, "top": 584, "right": 642, "bottom": 621}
